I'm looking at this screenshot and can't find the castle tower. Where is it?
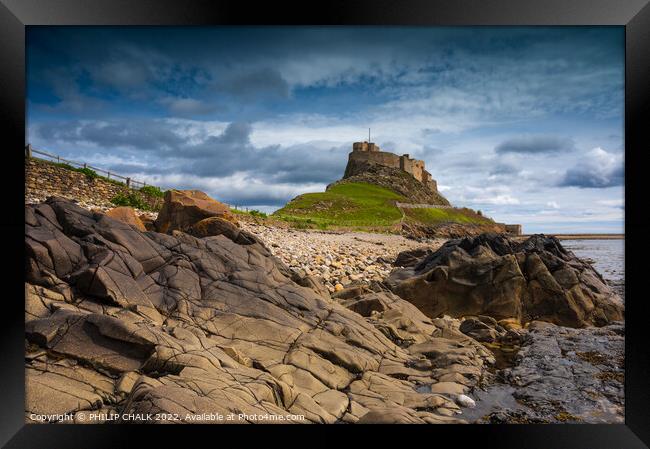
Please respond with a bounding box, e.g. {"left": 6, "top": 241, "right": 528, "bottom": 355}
{"left": 352, "top": 141, "right": 380, "bottom": 152}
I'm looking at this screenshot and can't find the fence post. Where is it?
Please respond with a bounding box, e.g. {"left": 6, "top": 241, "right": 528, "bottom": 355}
{"left": 83, "top": 163, "right": 87, "bottom": 169}
{"left": 57, "top": 155, "right": 60, "bottom": 163}
{"left": 126, "top": 177, "right": 131, "bottom": 188}
{"left": 107, "top": 172, "right": 110, "bottom": 179}
{"left": 25, "top": 144, "right": 32, "bottom": 158}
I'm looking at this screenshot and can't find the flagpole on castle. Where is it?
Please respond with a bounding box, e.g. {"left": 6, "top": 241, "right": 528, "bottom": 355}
{"left": 368, "top": 128, "right": 371, "bottom": 142}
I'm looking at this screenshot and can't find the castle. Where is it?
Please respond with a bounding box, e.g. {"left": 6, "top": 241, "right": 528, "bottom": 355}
{"left": 345, "top": 141, "right": 438, "bottom": 192}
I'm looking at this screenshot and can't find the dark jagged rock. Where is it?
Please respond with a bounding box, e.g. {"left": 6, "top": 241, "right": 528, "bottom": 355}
{"left": 388, "top": 233, "right": 624, "bottom": 328}
{"left": 25, "top": 197, "right": 495, "bottom": 424}
{"left": 393, "top": 247, "right": 434, "bottom": 268}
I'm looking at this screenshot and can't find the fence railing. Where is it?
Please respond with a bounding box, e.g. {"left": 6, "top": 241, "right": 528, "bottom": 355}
{"left": 25, "top": 144, "right": 151, "bottom": 190}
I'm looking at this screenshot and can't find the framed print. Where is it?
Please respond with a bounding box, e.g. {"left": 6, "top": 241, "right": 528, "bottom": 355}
{"left": 1, "top": 0, "right": 649, "bottom": 447}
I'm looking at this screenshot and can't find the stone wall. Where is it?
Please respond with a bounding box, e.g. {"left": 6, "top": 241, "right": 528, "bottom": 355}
{"left": 505, "top": 224, "right": 523, "bottom": 236}
{"left": 349, "top": 149, "right": 402, "bottom": 171}
{"left": 497, "top": 223, "right": 524, "bottom": 236}
{"left": 25, "top": 158, "right": 162, "bottom": 210}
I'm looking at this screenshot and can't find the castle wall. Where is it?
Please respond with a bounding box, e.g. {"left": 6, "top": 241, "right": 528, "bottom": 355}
{"left": 349, "top": 150, "right": 402, "bottom": 171}
{"left": 410, "top": 159, "right": 425, "bottom": 183}
{"left": 349, "top": 142, "right": 438, "bottom": 193}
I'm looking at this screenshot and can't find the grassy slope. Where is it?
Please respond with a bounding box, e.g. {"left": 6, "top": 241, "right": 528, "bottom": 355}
{"left": 274, "top": 182, "right": 404, "bottom": 229}
{"left": 274, "top": 182, "right": 490, "bottom": 230}
{"left": 403, "top": 207, "right": 493, "bottom": 226}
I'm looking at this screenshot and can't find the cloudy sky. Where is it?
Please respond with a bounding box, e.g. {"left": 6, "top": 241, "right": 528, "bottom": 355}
{"left": 27, "top": 27, "right": 624, "bottom": 233}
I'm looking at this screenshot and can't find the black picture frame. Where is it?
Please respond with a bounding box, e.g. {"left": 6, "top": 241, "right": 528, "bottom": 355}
{"left": 1, "top": 1, "right": 649, "bottom": 447}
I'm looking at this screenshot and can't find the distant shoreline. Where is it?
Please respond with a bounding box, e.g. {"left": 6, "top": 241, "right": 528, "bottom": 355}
{"left": 522, "top": 234, "right": 624, "bottom": 240}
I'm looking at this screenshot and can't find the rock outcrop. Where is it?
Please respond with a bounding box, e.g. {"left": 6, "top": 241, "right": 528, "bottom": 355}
{"left": 387, "top": 234, "right": 624, "bottom": 328}
{"left": 25, "top": 197, "right": 495, "bottom": 424}
{"left": 154, "top": 189, "right": 233, "bottom": 234}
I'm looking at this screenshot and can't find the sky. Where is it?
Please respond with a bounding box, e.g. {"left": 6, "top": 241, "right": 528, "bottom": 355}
{"left": 26, "top": 26, "right": 625, "bottom": 233}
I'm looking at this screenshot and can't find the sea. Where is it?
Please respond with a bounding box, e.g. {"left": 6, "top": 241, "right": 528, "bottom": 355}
{"left": 562, "top": 239, "right": 625, "bottom": 299}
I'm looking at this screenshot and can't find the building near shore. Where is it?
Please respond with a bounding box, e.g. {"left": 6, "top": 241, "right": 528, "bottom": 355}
{"left": 497, "top": 223, "right": 523, "bottom": 235}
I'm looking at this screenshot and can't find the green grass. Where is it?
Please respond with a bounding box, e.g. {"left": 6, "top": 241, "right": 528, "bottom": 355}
{"left": 52, "top": 162, "right": 100, "bottom": 180}
{"left": 139, "top": 185, "right": 165, "bottom": 198}
{"left": 110, "top": 192, "right": 154, "bottom": 211}
{"left": 274, "top": 181, "right": 494, "bottom": 231}
{"left": 273, "top": 182, "right": 405, "bottom": 229}
{"left": 232, "top": 208, "right": 268, "bottom": 218}
{"left": 403, "top": 207, "right": 492, "bottom": 225}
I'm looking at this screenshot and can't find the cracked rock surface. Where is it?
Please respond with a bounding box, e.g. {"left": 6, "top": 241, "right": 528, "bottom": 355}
{"left": 25, "top": 197, "right": 494, "bottom": 424}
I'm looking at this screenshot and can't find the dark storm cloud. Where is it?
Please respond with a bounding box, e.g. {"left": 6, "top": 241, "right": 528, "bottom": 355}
{"left": 181, "top": 131, "right": 348, "bottom": 183}
{"left": 27, "top": 27, "right": 624, "bottom": 122}
{"left": 36, "top": 120, "right": 185, "bottom": 151}
{"left": 560, "top": 165, "right": 624, "bottom": 188}
{"left": 161, "top": 98, "right": 219, "bottom": 116}
{"left": 495, "top": 136, "right": 575, "bottom": 154}
{"left": 91, "top": 60, "right": 152, "bottom": 89}
{"left": 34, "top": 119, "right": 347, "bottom": 185}
{"left": 559, "top": 148, "right": 624, "bottom": 188}
{"left": 214, "top": 68, "right": 290, "bottom": 99}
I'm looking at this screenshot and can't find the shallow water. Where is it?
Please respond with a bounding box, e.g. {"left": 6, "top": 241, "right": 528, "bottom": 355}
{"left": 562, "top": 239, "right": 624, "bottom": 296}
{"left": 459, "top": 384, "right": 523, "bottom": 422}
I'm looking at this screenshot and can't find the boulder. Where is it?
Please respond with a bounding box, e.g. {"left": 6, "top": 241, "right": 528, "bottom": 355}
{"left": 392, "top": 247, "right": 434, "bottom": 268}
{"left": 106, "top": 207, "right": 146, "bottom": 231}
{"left": 388, "top": 234, "right": 623, "bottom": 328}
{"left": 154, "top": 189, "right": 233, "bottom": 233}
{"left": 24, "top": 198, "right": 493, "bottom": 424}
{"left": 186, "top": 216, "right": 262, "bottom": 246}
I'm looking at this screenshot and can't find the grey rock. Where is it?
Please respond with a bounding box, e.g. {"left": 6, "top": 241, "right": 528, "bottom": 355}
{"left": 24, "top": 198, "right": 492, "bottom": 424}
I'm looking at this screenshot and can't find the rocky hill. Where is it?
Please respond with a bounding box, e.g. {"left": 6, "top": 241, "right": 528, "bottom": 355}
{"left": 334, "top": 160, "right": 451, "bottom": 206}
{"left": 275, "top": 179, "right": 503, "bottom": 238}
{"left": 274, "top": 142, "right": 512, "bottom": 237}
